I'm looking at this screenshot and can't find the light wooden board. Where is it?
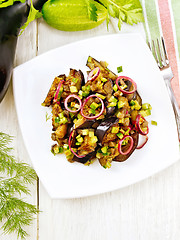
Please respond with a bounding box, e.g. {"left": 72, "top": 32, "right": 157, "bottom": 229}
{"left": 0, "top": 22, "right": 38, "bottom": 240}
{"left": 1, "top": 17, "right": 180, "bottom": 240}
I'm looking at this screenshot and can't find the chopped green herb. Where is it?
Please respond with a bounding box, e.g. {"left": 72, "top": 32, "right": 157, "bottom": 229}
{"left": 95, "top": 93, "right": 106, "bottom": 99}
{"left": 151, "top": 120, "right": 157, "bottom": 126}
{"left": 59, "top": 147, "right": 64, "bottom": 153}
{"left": 130, "top": 100, "right": 141, "bottom": 110}
{"left": 117, "top": 132, "right": 123, "bottom": 139}
{"left": 107, "top": 102, "right": 117, "bottom": 107}
{"left": 101, "top": 146, "right": 108, "bottom": 154}
{"left": 109, "top": 96, "right": 118, "bottom": 103}
{"left": 101, "top": 77, "right": 108, "bottom": 82}
{"left": 142, "top": 103, "right": 152, "bottom": 110}
{"left": 55, "top": 116, "right": 60, "bottom": 123}
{"left": 89, "top": 108, "right": 96, "bottom": 115}
{"left": 72, "top": 78, "right": 78, "bottom": 83}
{"left": 113, "top": 84, "right": 118, "bottom": 92}
{"left": 139, "top": 109, "right": 151, "bottom": 117}
{"left": 63, "top": 144, "right": 69, "bottom": 150}
{"left": 117, "top": 66, "right": 123, "bottom": 73}
{"left": 59, "top": 117, "right": 68, "bottom": 125}
{"left": 46, "top": 112, "right": 51, "bottom": 121}
{"left": 90, "top": 102, "right": 99, "bottom": 110}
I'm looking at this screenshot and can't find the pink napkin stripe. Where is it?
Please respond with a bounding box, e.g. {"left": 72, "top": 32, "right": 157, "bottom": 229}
{"left": 158, "top": 0, "right": 180, "bottom": 106}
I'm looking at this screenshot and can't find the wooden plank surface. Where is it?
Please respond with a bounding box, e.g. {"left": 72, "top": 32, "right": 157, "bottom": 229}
{"left": 1, "top": 16, "right": 180, "bottom": 240}
{"left": 0, "top": 22, "right": 38, "bottom": 240}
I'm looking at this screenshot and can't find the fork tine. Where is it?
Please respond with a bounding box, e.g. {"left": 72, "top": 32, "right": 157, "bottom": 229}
{"left": 152, "top": 40, "right": 159, "bottom": 66}
{"left": 156, "top": 38, "right": 165, "bottom": 67}
{"left": 161, "top": 37, "right": 169, "bottom": 65}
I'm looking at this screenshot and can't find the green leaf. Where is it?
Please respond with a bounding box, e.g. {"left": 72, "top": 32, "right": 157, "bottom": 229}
{"left": 20, "top": 0, "right": 42, "bottom": 35}
{"left": 118, "top": 10, "right": 122, "bottom": 30}
{"left": 108, "top": 4, "right": 117, "bottom": 18}
{"left": 106, "top": 11, "right": 110, "bottom": 30}
{"left": 122, "top": 3, "right": 132, "bottom": 10}
{"left": 0, "top": 0, "right": 25, "bottom": 8}
{"left": 86, "top": 0, "right": 98, "bottom": 22}
{"left": 101, "top": 0, "right": 144, "bottom": 29}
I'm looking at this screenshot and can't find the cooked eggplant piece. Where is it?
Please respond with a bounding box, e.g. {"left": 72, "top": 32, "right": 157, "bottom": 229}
{"left": 118, "top": 78, "right": 142, "bottom": 106}
{"left": 126, "top": 90, "right": 142, "bottom": 105}
{"left": 42, "top": 74, "right": 66, "bottom": 107}
{"left": 105, "top": 100, "right": 116, "bottom": 117}
{"left": 74, "top": 117, "right": 96, "bottom": 129}
{"left": 51, "top": 132, "right": 68, "bottom": 146}
{"left": 113, "top": 132, "right": 139, "bottom": 162}
{"left": 61, "top": 69, "right": 85, "bottom": 100}
{"left": 86, "top": 56, "right": 117, "bottom": 81}
{"left": 95, "top": 117, "right": 119, "bottom": 145}
{"left": 72, "top": 151, "right": 96, "bottom": 164}
{"left": 104, "top": 78, "right": 113, "bottom": 100}
{"left": 69, "top": 128, "right": 97, "bottom": 164}
{"left": 133, "top": 91, "right": 142, "bottom": 105}
{"left": 54, "top": 123, "right": 68, "bottom": 139}
{"left": 51, "top": 103, "right": 63, "bottom": 130}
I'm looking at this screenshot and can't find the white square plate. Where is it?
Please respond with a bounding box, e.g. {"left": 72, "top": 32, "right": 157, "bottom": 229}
{"left": 13, "top": 33, "right": 180, "bottom": 199}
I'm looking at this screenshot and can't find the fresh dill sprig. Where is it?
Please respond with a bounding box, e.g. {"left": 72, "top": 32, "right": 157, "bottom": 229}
{"left": 45, "top": 112, "right": 51, "bottom": 121}
{"left": 0, "top": 132, "right": 38, "bottom": 239}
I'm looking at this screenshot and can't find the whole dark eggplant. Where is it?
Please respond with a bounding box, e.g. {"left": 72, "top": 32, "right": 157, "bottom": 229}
{"left": 0, "top": 0, "right": 47, "bottom": 103}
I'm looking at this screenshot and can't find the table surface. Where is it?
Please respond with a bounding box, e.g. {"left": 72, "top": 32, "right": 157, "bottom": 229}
{"left": 1, "top": 18, "right": 180, "bottom": 240}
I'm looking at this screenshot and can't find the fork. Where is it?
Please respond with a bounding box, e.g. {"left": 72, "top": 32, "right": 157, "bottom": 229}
{"left": 148, "top": 37, "right": 180, "bottom": 141}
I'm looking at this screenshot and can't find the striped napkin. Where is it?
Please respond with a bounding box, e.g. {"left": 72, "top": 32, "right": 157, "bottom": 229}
{"left": 111, "top": 0, "right": 180, "bottom": 106}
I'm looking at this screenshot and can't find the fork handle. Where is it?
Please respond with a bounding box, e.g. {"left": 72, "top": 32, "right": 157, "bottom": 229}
{"left": 165, "top": 79, "right": 180, "bottom": 141}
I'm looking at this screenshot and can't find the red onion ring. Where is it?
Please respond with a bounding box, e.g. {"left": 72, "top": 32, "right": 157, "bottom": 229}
{"left": 87, "top": 67, "right": 100, "bottom": 81}
{"left": 53, "top": 80, "right": 64, "bottom": 103}
{"left": 64, "top": 94, "right": 82, "bottom": 113}
{"left": 80, "top": 94, "right": 105, "bottom": 119}
{"left": 116, "top": 76, "right": 137, "bottom": 94}
{"left": 136, "top": 135, "right": 148, "bottom": 149}
{"left": 68, "top": 130, "right": 85, "bottom": 158}
{"left": 135, "top": 114, "right": 149, "bottom": 135}
{"left": 118, "top": 135, "right": 134, "bottom": 155}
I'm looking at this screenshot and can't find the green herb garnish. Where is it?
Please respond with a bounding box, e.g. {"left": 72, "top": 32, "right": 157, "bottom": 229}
{"left": 117, "top": 66, "right": 123, "bottom": 73}
{"left": 100, "top": 0, "right": 144, "bottom": 30}
{"left": 86, "top": 0, "right": 98, "bottom": 21}
{"left": 151, "top": 120, "right": 157, "bottom": 126}
{"left": 45, "top": 112, "right": 51, "bottom": 121}
{"left": 55, "top": 116, "right": 60, "bottom": 123}
{"left": 0, "top": 132, "right": 38, "bottom": 239}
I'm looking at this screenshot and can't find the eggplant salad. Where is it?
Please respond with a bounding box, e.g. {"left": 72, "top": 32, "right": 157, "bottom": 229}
{"left": 42, "top": 56, "right": 152, "bottom": 169}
